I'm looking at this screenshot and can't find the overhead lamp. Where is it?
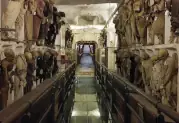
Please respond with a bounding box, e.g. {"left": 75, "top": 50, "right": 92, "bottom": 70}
{"left": 70, "top": 25, "right": 104, "bottom": 30}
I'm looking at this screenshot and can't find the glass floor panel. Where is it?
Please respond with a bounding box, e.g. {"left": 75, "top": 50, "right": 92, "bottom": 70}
{"left": 71, "top": 65, "right": 102, "bottom": 123}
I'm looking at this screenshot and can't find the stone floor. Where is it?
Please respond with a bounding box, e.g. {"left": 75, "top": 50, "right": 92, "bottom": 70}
{"left": 71, "top": 65, "right": 102, "bottom": 123}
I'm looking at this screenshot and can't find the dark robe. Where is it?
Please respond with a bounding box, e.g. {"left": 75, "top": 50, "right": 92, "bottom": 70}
{"left": 25, "top": 62, "right": 35, "bottom": 94}
{"left": 36, "top": 56, "right": 44, "bottom": 83}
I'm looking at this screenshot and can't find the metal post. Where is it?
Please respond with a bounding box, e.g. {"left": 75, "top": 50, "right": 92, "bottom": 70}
{"left": 124, "top": 85, "right": 131, "bottom": 123}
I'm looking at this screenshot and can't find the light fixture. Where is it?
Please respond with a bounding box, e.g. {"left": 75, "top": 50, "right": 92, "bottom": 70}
{"left": 88, "top": 109, "right": 101, "bottom": 117}
{"left": 72, "top": 111, "right": 77, "bottom": 116}
{"left": 70, "top": 25, "right": 105, "bottom": 30}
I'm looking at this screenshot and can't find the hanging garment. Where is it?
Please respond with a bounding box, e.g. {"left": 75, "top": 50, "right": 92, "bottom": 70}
{"left": 0, "top": 60, "right": 14, "bottom": 110}
{"left": 151, "top": 12, "right": 165, "bottom": 44}
{"left": 167, "top": 0, "right": 179, "bottom": 36}
{"left": 24, "top": 11, "right": 33, "bottom": 40}
{"left": 2, "top": 1, "right": 21, "bottom": 29}
{"left": 44, "top": 3, "right": 53, "bottom": 46}
{"left": 1, "top": 1, "right": 21, "bottom": 39}
{"left": 38, "top": 0, "right": 50, "bottom": 40}
{"left": 47, "top": 55, "right": 54, "bottom": 77}
{"left": 25, "top": 62, "right": 35, "bottom": 94}
{"left": 45, "top": 24, "right": 56, "bottom": 46}
{"left": 133, "top": 56, "right": 143, "bottom": 88}
{"left": 136, "top": 17, "right": 147, "bottom": 45}
{"left": 52, "top": 57, "right": 59, "bottom": 76}
{"left": 65, "top": 28, "right": 71, "bottom": 47}
{"left": 162, "top": 55, "right": 178, "bottom": 108}
{"left": 171, "top": 0, "right": 179, "bottom": 27}
{"left": 33, "top": 0, "right": 45, "bottom": 40}
{"left": 141, "top": 59, "right": 153, "bottom": 95}
{"left": 65, "top": 29, "right": 73, "bottom": 48}
{"left": 43, "top": 55, "right": 53, "bottom": 79}
{"left": 53, "top": 7, "right": 58, "bottom": 23}
{"left": 1, "top": 0, "right": 9, "bottom": 14}
{"left": 38, "top": 22, "right": 49, "bottom": 39}
{"left": 0, "top": 64, "right": 6, "bottom": 111}
{"left": 43, "top": 1, "right": 50, "bottom": 17}
{"left": 150, "top": 60, "right": 165, "bottom": 99}
{"left": 47, "top": 3, "right": 53, "bottom": 23}
{"left": 14, "top": 55, "right": 27, "bottom": 101}
{"left": 24, "top": 0, "right": 37, "bottom": 40}
{"left": 130, "top": 13, "right": 138, "bottom": 44}
{"left": 15, "top": 3, "right": 28, "bottom": 41}
{"left": 53, "top": 7, "right": 59, "bottom": 34}
{"left": 56, "top": 11, "right": 66, "bottom": 31}
{"left": 129, "top": 56, "right": 136, "bottom": 83}
{"left": 36, "top": 56, "right": 44, "bottom": 83}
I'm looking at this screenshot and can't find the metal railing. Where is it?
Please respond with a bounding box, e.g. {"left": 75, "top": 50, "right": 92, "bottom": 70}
{"left": 0, "top": 62, "right": 76, "bottom": 123}
{"left": 95, "top": 61, "right": 179, "bottom": 123}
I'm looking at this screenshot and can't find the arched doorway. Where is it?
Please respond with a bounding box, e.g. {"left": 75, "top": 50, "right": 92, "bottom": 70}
{"left": 76, "top": 41, "right": 97, "bottom": 67}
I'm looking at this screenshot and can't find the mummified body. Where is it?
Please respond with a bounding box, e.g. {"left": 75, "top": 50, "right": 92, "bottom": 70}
{"left": 1, "top": 0, "right": 21, "bottom": 40}
{"left": 36, "top": 51, "right": 44, "bottom": 83}
{"left": 43, "top": 51, "right": 53, "bottom": 79}
{"left": 150, "top": 54, "right": 163, "bottom": 99}
{"left": 128, "top": 0, "right": 138, "bottom": 45}
{"left": 24, "top": 52, "right": 35, "bottom": 94}
{"left": 140, "top": 52, "right": 155, "bottom": 95}
{"left": 150, "top": 49, "right": 177, "bottom": 108}
{"left": 162, "top": 53, "right": 178, "bottom": 109}
{"left": 122, "top": 5, "right": 132, "bottom": 46}
{"left": 113, "top": 6, "right": 129, "bottom": 47}
{"left": 133, "top": 55, "right": 143, "bottom": 88}
{"left": 133, "top": 0, "right": 148, "bottom": 45}
{"left": 0, "top": 49, "right": 15, "bottom": 109}
{"left": 150, "top": 0, "right": 165, "bottom": 44}
{"left": 121, "top": 52, "right": 131, "bottom": 80}
{"left": 24, "top": 0, "right": 37, "bottom": 40}
{"left": 115, "top": 50, "right": 123, "bottom": 75}
{"left": 166, "top": 0, "right": 179, "bottom": 43}
{"left": 37, "top": 0, "right": 51, "bottom": 45}
{"left": 14, "top": 54, "right": 27, "bottom": 101}
{"left": 15, "top": 1, "right": 28, "bottom": 41}
{"left": 33, "top": 0, "right": 45, "bottom": 40}
{"left": 113, "top": 11, "right": 125, "bottom": 47}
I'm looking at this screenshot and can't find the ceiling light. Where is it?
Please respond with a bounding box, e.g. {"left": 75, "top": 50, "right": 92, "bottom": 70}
{"left": 70, "top": 25, "right": 104, "bottom": 30}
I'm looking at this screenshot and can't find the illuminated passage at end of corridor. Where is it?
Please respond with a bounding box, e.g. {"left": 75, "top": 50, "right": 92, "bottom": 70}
{"left": 71, "top": 45, "right": 101, "bottom": 123}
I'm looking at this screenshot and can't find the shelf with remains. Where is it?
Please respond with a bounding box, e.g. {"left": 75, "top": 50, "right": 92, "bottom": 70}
{"left": 120, "top": 44, "right": 179, "bottom": 51}
{"left": 0, "top": 28, "right": 16, "bottom": 32}
{"left": 0, "top": 28, "right": 17, "bottom": 42}
{"left": 1, "top": 38, "right": 18, "bottom": 42}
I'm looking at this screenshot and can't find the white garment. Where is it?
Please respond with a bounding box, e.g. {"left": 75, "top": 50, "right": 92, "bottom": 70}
{"left": 14, "top": 55, "right": 27, "bottom": 100}
{"left": 7, "top": 85, "right": 14, "bottom": 106}
{"left": 14, "top": 76, "right": 24, "bottom": 101}
{"left": 15, "top": 3, "right": 27, "bottom": 41}
{"left": 151, "top": 60, "right": 165, "bottom": 95}
{"left": 2, "top": 1, "right": 21, "bottom": 29}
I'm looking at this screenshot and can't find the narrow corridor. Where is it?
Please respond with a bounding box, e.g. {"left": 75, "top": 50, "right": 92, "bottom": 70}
{"left": 71, "top": 51, "right": 101, "bottom": 123}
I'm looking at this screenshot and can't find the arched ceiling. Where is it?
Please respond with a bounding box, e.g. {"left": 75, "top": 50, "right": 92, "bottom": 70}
{"left": 55, "top": 0, "right": 118, "bottom": 5}
{"left": 55, "top": 3, "right": 117, "bottom": 25}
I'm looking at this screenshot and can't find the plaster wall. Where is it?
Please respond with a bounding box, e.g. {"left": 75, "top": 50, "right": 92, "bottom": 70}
{"left": 58, "top": 25, "right": 69, "bottom": 48}
{"left": 55, "top": 4, "right": 117, "bottom": 25}
{"left": 106, "top": 22, "right": 117, "bottom": 70}
{"left": 107, "top": 47, "right": 116, "bottom": 71}
{"left": 72, "top": 32, "right": 100, "bottom": 48}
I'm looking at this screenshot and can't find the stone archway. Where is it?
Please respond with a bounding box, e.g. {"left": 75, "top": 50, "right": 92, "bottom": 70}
{"left": 76, "top": 41, "right": 97, "bottom": 65}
